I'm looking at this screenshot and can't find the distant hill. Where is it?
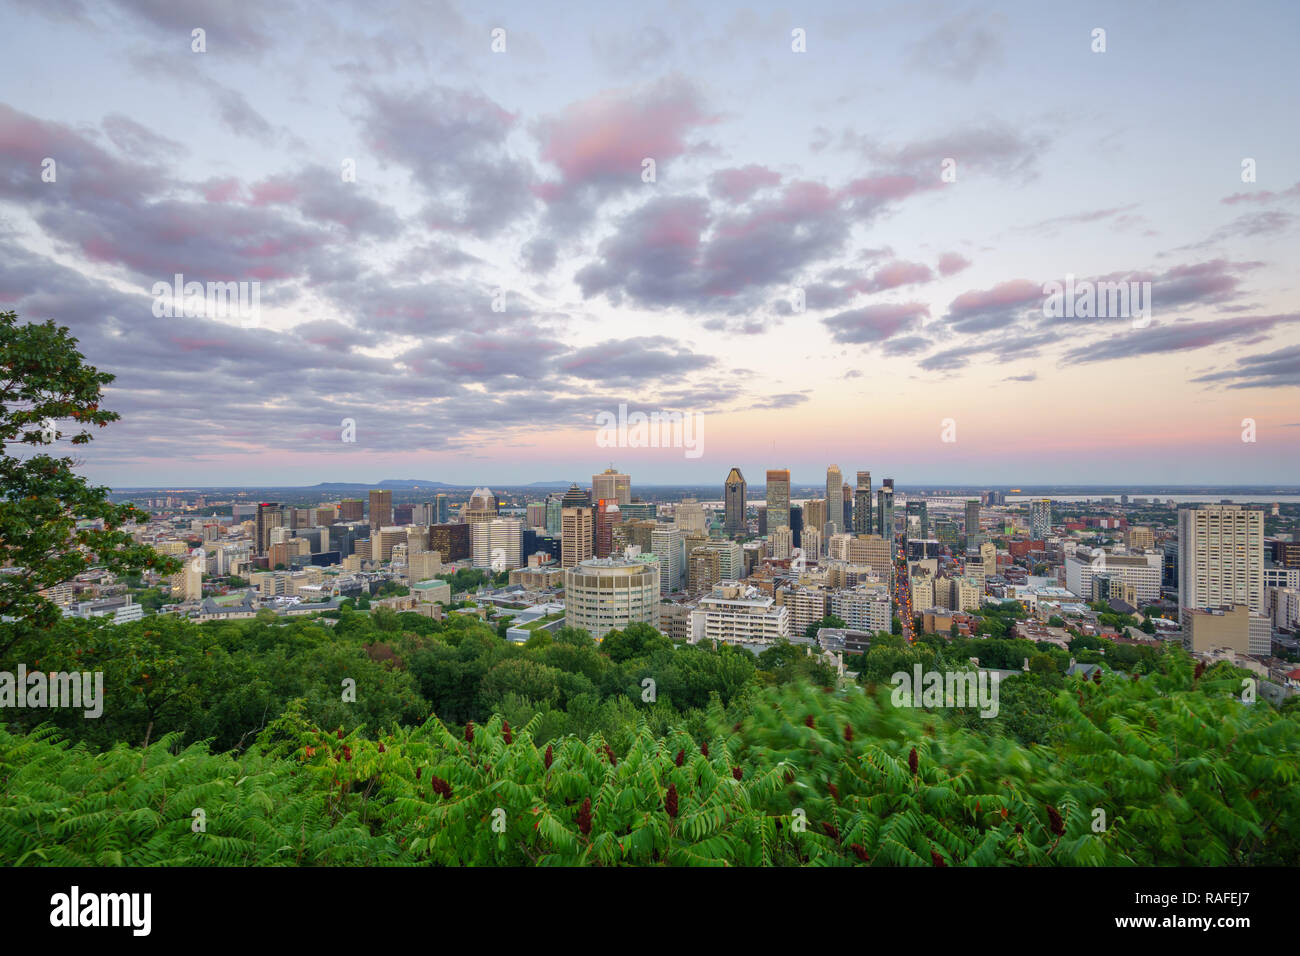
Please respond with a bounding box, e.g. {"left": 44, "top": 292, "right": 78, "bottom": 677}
{"left": 309, "top": 479, "right": 466, "bottom": 490}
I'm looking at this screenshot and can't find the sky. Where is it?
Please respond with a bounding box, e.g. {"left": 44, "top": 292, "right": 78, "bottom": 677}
{"left": 1, "top": 0, "right": 1298, "bottom": 489}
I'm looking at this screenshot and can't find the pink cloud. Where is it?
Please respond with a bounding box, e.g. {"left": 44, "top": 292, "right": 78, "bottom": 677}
{"left": 535, "top": 77, "right": 715, "bottom": 196}
{"left": 710, "top": 164, "right": 782, "bottom": 202}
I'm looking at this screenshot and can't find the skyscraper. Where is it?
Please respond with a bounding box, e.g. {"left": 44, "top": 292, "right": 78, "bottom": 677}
{"left": 766, "top": 469, "right": 790, "bottom": 536}
{"left": 255, "top": 502, "right": 281, "bottom": 555}
{"left": 842, "top": 482, "right": 853, "bottom": 532}
{"left": 964, "top": 499, "right": 981, "bottom": 545}
{"left": 876, "top": 479, "right": 894, "bottom": 540}
{"left": 465, "top": 487, "right": 499, "bottom": 524}
{"left": 853, "top": 472, "right": 872, "bottom": 534}
{"left": 804, "top": 499, "right": 826, "bottom": 540}
{"left": 1030, "top": 499, "right": 1052, "bottom": 539}
{"left": 1178, "top": 505, "right": 1265, "bottom": 614}
{"left": 595, "top": 499, "right": 622, "bottom": 557}
{"left": 825, "top": 465, "right": 843, "bottom": 538}
{"left": 593, "top": 466, "right": 632, "bottom": 505}
{"left": 723, "top": 467, "right": 747, "bottom": 534}
{"left": 368, "top": 489, "right": 393, "bottom": 530}
{"left": 434, "top": 493, "right": 449, "bottom": 524}
{"left": 339, "top": 498, "right": 364, "bottom": 523}
{"left": 561, "top": 503, "right": 594, "bottom": 569}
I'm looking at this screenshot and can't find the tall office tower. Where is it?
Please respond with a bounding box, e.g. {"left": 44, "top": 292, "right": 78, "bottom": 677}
{"left": 651, "top": 527, "right": 687, "bottom": 594}
{"left": 593, "top": 466, "right": 632, "bottom": 505}
{"left": 368, "top": 490, "right": 393, "bottom": 530}
{"left": 804, "top": 499, "right": 827, "bottom": 539}
{"left": 313, "top": 505, "right": 337, "bottom": 527}
{"left": 472, "top": 518, "right": 524, "bottom": 570}
{"left": 853, "top": 472, "right": 873, "bottom": 534}
{"left": 789, "top": 504, "right": 803, "bottom": 548}
{"left": 255, "top": 502, "right": 281, "bottom": 555}
{"left": 289, "top": 508, "right": 312, "bottom": 529}
{"left": 825, "top": 465, "right": 843, "bottom": 538}
{"left": 372, "top": 526, "right": 407, "bottom": 563}
{"left": 526, "top": 502, "right": 548, "bottom": 529}
{"left": 545, "top": 495, "right": 563, "bottom": 535}
{"left": 842, "top": 482, "right": 853, "bottom": 531}
{"left": 964, "top": 499, "right": 981, "bottom": 544}
{"left": 465, "top": 487, "right": 499, "bottom": 524}
{"left": 561, "top": 504, "right": 594, "bottom": 569}
{"left": 1178, "top": 505, "right": 1265, "bottom": 614}
{"left": 877, "top": 479, "right": 895, "bottom": 539}
{"left": 757, "top": 506, "right": 767, "bottom": 537}
{"left": 766, "top": 469, "right": 790, "bottom": 537}
{"left": 906, "top": 500, "right": 929, "bottom": 540}
{"left": 393, "top": 504, "right": 414, "bottom": 526}
{"left": 339, "top": 498, "right": 364, "bottom": 522}
{"left": 724, "top": 467, "right": 747, "bottom": 534}
{"left": 1030, "top": 498, "right": 1052, "bottom": 539}
{"left": 428, "top": 522, "right": 471, "bottom": 562}
{"left": 408, "top": 502, "right": 432, "bottom": 525}
{"left": 434, "top": 493, "right": 450, "bottom": 524}
{"left": 595, "top": 500, "right": 622, "bottom": 557}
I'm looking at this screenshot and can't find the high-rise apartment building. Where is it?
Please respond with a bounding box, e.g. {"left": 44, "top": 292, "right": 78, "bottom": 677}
{"left": 1178, "top": 505, "right": 1265, "bottom": 614}
{"left": 368, "top": 490, "right": 393, "bottom": 530}
{"left": 766, "top": 469, "right": 790, "bottom": 537}
{"left": 1030, "top": 499, "right": 1052, "bottom": 540}
{"left": 853, "top": 472, "right": 872, "bottom": 534}
{"left": 825, "top": 465, "right": 843, "bottom": 538}
{"left": 592, "top": 467, "right": 632, "bottom": 506}
{"left": 724, "top": 467, "right": 747, "bottom": 534}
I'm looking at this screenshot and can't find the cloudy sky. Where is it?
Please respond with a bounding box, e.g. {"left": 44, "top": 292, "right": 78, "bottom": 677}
{"left": 2, "top": 0, "right": 1298, "bottom": 488}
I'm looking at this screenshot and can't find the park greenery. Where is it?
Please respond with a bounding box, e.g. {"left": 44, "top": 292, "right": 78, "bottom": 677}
{"left": 0, "top": 310, "right": 1297, "bottom": 866}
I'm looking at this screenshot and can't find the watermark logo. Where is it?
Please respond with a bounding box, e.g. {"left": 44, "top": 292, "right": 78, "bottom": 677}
{"left": 40, "top": 418, "right": 57, "bottom": 443}
{"left": 42, "top": 157, "right": 56, "bottom": 182}
{"left": 152, "top": 274, "right": 260, "bottom": 328}
{"left": 941, "top": 157, "right": 957, "bottom": 183}
{"left": 490, "top": 27, "right": 507, "bottom": 52}
{"left": 890, "top": 664, "right": 1000, "bottom": 718}
{"left": 1091, "top": 27, "right": 1107, "bottom": 53}
{"left": 50, "top": 886, "right": 151, "bottom": 936}
{"left": 341, "top": 417, "right": 357, "bottom": 443}
{"left": 1241, "top": 418, "right": 1256, "bottom": 443}
{"left": 1042, "top": 274, "right": 1151, "bottom": 329}
{"left": 1, "top": 665, "right": 103, "bottom": 718}
{"left": 791, "top": 27, "right": 807, "bottom": 53}
{"left": 595, "top": 403, "right": 703, "bottom": 459}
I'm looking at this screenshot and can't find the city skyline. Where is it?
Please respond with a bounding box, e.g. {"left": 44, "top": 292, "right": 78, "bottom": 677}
{"left": 2, "top": 1, "right": 1299, "bottom": 488}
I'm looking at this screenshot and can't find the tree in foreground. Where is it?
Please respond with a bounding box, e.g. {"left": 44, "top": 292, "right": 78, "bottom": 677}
{"left": 0, "top": 310, "right": 175, "bottom": 654}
